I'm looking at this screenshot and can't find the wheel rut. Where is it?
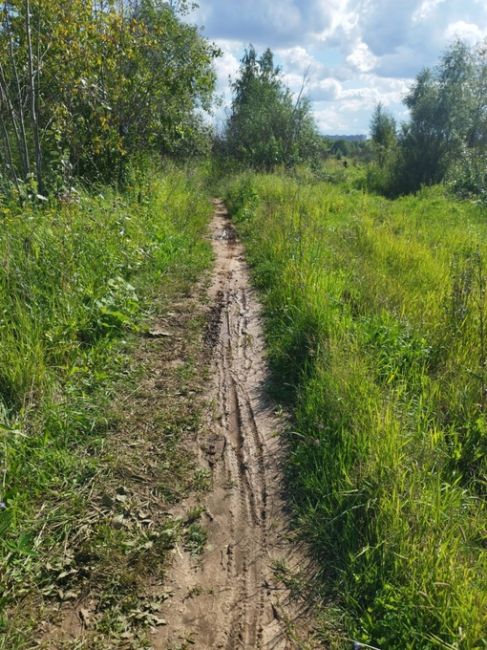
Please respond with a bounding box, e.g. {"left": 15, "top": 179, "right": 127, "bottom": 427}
{"left": 155, "top": 200, "right": 317, "bottom": 650}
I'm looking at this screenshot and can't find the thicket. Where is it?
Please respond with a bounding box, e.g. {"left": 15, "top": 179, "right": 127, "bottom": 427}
{"left": 369, "top": 40, "right": 487, "bottom": 200}
{"left": 219, "top": 46, "right": 320, "bottom": 170}
{"left": 225, "top": 172, "right": 486, "bottom": 649}
{"left": 0, "top": 0, "right": 218, "bottom": 195}
{"left": 0, "top": 0, "right": 219, "bottom": 634}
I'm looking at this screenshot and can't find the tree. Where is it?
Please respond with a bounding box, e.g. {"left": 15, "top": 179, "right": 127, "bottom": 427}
{"left": 330, "top": 139, "right": 351, "bottom": 158}
{"left": 0, "top": 0, "right": 219, "bottom": 195}
{"left": 224, "top": 46, "right": 319, "bottom": 170}
{"left": 370, "top": 103, "right": 396, "bottom": 168}
{"left": 388, "top": 40, "right": 487, "bottom": 195}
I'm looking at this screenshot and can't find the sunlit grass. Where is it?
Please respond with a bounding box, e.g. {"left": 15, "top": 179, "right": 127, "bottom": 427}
{"left": 225, "top": 171, "right": 487, "bottom": 649}
{"left": 0, "top": 161, "right": 212, "bottom": 636}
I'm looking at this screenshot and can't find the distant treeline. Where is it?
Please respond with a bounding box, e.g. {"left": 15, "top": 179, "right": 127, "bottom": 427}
{"left": 213, "top": 46, "right": 375, "bottom": 172}
{"left": 326, "top": 134, "right": 367, "bottom": 142}
{"left": 215, "top": 40, "right": 487, "bottom": 203}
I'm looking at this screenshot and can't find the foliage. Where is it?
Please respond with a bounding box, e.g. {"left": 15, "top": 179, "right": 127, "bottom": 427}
{"left": 0, "top": 161, "right": 212, "bottom": 630}
{"left": 370, "top": 103, "right": 396, "bottom": 167}
{"left": 448, "top": 144, "right": 487, "bottom": 203}
{"left": 224, "top": 170, "right": 487, "bottom": 649}
{"left": 378, "top": 40, "right": 487, "bottom": 197}
{"left": 0, "top": 0, "right": 219, "bottom": 193}
{"left": 223, "top": 46, "right": 320, "bottom": 170}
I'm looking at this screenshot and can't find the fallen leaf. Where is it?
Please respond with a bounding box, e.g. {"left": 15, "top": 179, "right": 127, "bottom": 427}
{"left": 63, "top": 590, "right": 78, "bottom": 601}
{"left": 79, "top": 608, "right": 90, "bottom": 627}
{"left": 146, "top": 328, "right": 172, "bottom": 338}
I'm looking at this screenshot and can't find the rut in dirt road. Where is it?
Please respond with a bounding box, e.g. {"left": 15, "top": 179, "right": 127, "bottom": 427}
{"left": 155, "top": 200, "right": 317, "bottom": 650}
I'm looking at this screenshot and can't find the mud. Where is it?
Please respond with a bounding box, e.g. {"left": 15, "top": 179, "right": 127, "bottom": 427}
{"left": 155, "top": 200, "right": 317, "bottom": 650}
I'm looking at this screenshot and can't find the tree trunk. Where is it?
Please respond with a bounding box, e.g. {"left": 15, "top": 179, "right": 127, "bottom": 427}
{"left": 25, "top": 0, "right": 44, "bottom": 195}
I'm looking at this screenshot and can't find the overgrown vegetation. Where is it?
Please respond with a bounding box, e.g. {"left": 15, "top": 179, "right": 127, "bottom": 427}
{"left": 0, "top": 162, "right": 212, "bottom": 641}
{"left": 0, "top": 0, "right": 218, "bottom": 194}
{"left": 218, "top": 45, "right": 320, "bottom": 170}
{"left": 0, "top": 1, "right": 220, "bottom": 643}
{"left": 1, "top": 1, "right": 486, "bottom": 645}
{"left": 224, "top": 171, "right": 486, "bottom": 649}
{"left": 369, "top": 40, "right": 487, "bottom": 200}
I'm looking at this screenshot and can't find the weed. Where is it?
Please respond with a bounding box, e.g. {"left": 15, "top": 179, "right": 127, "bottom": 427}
{"left": 0, "top": 160, "right": 213, "bottom": 644}
{"left": 224, "top": 170, "right": 487, "bottom": 649}
{"left": 183, "top": 522, "right": 207, "bottom": 556}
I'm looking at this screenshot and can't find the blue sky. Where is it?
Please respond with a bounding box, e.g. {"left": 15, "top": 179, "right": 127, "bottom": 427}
{"left": 188, "top": 0, "right": 487, "bottom": 135}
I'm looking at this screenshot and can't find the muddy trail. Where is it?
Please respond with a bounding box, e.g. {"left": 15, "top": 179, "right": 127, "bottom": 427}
{"left": 156, "top": 200, "right": 317, "bottom": 650}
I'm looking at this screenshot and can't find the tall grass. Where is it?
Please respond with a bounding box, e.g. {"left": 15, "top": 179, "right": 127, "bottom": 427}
{"left": 0, "top": 161, "right": 212, "bottom": 626}
{"left": 225, "top": 172, "right": 487, "bottom": 649}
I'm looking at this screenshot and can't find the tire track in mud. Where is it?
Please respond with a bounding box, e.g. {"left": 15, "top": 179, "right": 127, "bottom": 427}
{"left": 155, "top": 200, "right": 316, "bottom": 650}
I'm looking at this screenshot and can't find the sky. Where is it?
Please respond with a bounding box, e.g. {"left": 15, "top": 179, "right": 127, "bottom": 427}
{"left": 187, "top": 0, "right": 487, "bottom": 135}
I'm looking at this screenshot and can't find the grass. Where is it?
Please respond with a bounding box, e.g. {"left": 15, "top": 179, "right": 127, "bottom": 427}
{"left": 224, "top": 170, "right": 487, "bottom": 649}
{"left": 0, "top": 159, "right": 213, "bottom": 645}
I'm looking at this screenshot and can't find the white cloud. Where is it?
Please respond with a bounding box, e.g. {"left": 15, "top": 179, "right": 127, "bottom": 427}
{"left": 191, "top": 0, "right": 337, "bottom": 47}
{"left": 277, "top": 46, "right": 323, "bottom": 75}
{"left": 445, "top": 21, "right": 487, "bottom": 44}
{"left": 314, "top": 105, "right": 349, "bottom": 132}
{"left": 346, "top": 41, "right": 379, "bottom": 72}
{"left": 213, "top": 42, "right": 240, "bottom": 80}
{"left": 189, "top": 0, "right": 487, "bottom": 134}
{"left": 412, "top": 0, "right": 447, "bottom": 23}
{"left": 309, "top": 78, "right": 343, "bottom": 101}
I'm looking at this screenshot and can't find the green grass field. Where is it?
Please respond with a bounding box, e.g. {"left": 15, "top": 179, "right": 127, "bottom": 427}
{"left": 0, "top": 161, "right": 212, "bottom": 639}
{"left": 1, "top": 157, "right": 486, "bottom": 648}
{"left": 224, "top": 170, "right": 487, "bottom": 649}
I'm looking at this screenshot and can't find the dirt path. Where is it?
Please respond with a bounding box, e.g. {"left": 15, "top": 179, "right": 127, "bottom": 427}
{"left": 156, "top": 200, "right": 316, "bottom": 650}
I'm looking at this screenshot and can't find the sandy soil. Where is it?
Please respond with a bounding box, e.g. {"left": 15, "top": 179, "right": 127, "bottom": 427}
{"left": 155, "top": 200, "right": 318, "bottom": 650}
